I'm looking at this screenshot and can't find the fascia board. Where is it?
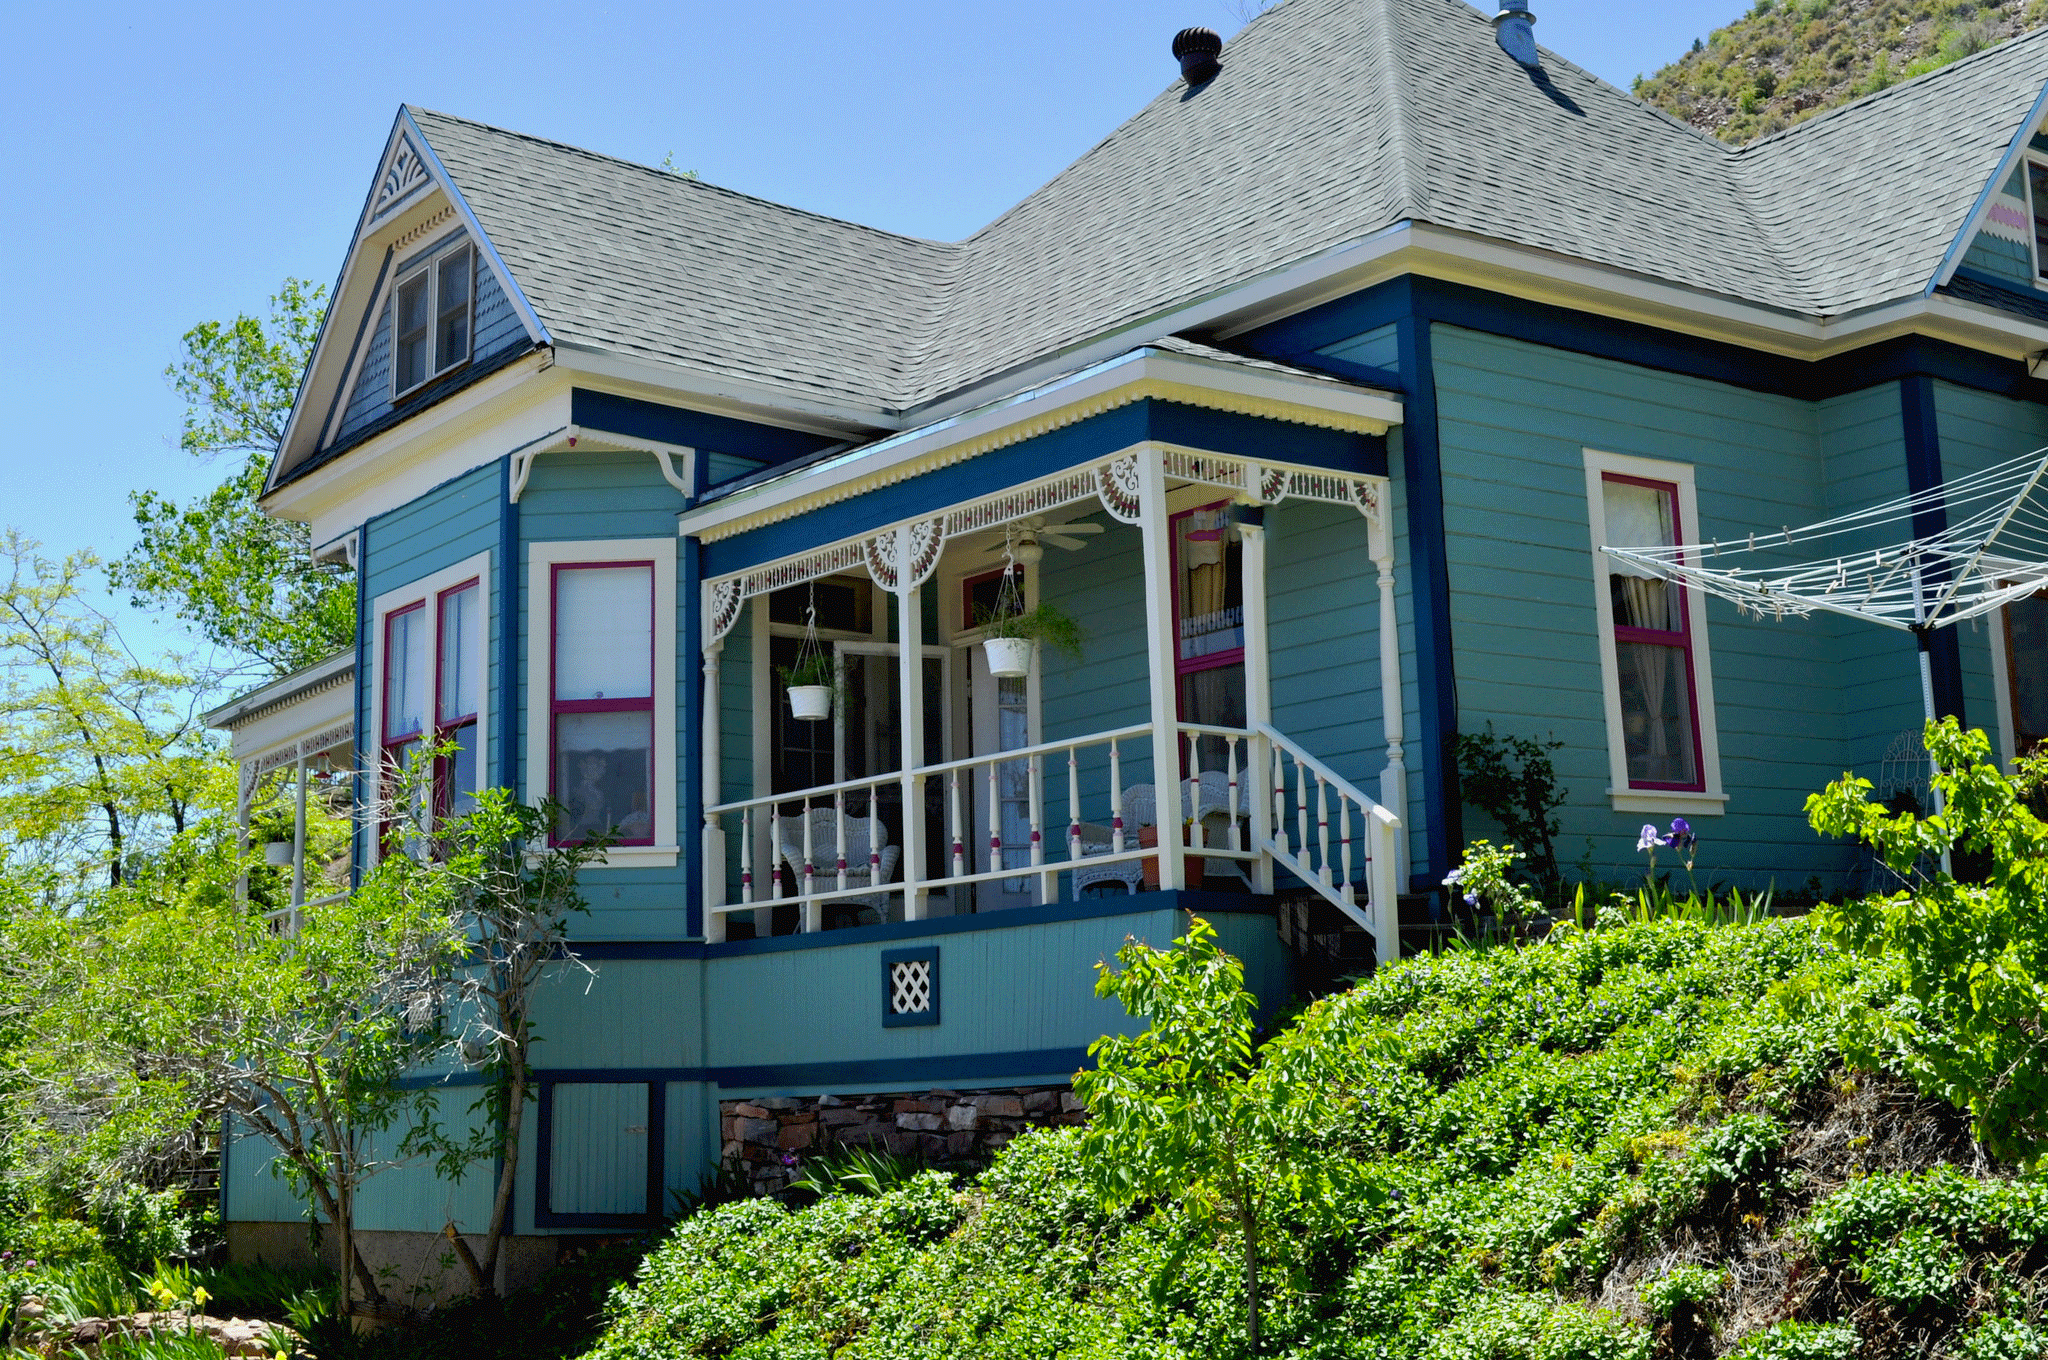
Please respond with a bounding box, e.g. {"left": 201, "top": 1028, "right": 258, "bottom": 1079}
{"left": 544, "top": 343, "right": 887, "bottom": 438}
{"left": 263, "top": 356, "right": 566, "bottom": 545}
{"left": 202, "top": 650, "right": 357, "bottom": 730}
{"left": 675, "top": 350, "right": 1401, "bottom": 540}
{"left": 1931, "top": 77, "right": 2048, "bottom": 295}
{"left": 401, "top": 108, "right": 550, "bottom": 351}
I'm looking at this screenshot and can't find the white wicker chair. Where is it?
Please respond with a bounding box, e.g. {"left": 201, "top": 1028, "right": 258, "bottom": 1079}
{"left": 1072, "top": 775, "right": 1250, "bottom": 896}
{"left": 777, "top": 808, "right": 902, "bottom": 925}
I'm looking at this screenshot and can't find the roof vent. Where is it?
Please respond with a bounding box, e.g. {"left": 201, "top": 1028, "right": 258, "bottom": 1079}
{"left": 1172, "top": 27, "right": 1223, "bottom": 85}
{"left": 1493, "top": 0, "right": 1539, "bottom": 67}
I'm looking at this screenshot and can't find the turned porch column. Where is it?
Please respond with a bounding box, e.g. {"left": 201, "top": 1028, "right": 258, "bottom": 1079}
{"left": 1235, "top": 503, "right": 1276, "bottom": 894}
{"left": 896, "top": 532, "right": 928, "bottom": 920}
{"left": 701, "top": 638, "right": 726, "bottom": 943}
{"left": 1136, "top": 449, "right": 1186, "bottom": 892}
{"left": 1369, "top": 502, "right": 1409, "bottom": 885}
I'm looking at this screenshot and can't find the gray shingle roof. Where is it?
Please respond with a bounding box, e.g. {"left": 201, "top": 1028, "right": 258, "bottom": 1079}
{"left": 407, "top": 0, "right": 2048, "bottom": 416}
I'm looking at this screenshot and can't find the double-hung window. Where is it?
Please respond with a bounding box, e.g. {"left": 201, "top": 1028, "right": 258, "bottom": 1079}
{"left": 1584, "top": 451, "right": 1724, "bottom": 815}
{"left": 375, "top": 552, "right": 490, "bottom": 844}
{"left": 550, "top": 563, "right": 656, "bottom": 847}
{"left": 1172, "top": 501, "right": 1247, "bottom": 769}
{"left": 527, "top": 538, "right": 678, "bottom": 864}
{"left": 392, "top": 241, "right": 474, "bottom": 397}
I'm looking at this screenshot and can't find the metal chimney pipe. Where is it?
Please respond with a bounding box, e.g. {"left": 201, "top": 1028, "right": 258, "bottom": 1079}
{"left": 1493, "top": 0, "right": 1539, "bottom": 68}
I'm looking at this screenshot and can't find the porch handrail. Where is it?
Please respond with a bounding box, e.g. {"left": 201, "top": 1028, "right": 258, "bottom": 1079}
{"left": 1254, "top": 722, "right": 1401, "bottom": 963}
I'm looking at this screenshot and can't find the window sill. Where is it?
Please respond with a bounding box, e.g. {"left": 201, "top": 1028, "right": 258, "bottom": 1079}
{"left": 582, "top": 845, "right": 680, "bottom": 870}
{"left": 1607, "top": 789, "right": 1728, "bottom": 817}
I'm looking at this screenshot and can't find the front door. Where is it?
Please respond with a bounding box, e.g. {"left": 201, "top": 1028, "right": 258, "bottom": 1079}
{"left": 967, "top": 641, "right": 1037, "bottom": 912}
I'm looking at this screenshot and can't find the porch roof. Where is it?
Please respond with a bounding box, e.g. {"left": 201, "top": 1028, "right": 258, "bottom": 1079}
{"left": 678, "top": 338, "right": 1400, "bottom": 554}
{"left": 202, "top": 651, "right": 356, "bottom": 775}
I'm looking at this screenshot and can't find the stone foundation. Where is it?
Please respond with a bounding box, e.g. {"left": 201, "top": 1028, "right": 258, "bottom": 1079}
{"left": 721, "top": 1086, "right": 1085, "bottom": 1194}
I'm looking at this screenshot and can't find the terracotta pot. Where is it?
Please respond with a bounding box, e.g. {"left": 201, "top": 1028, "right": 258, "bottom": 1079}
{"left": 788, "top": 685, "right": 832, "bottom": 721}
{"left": 1138, "top": 824, "right": 1205, "bottom": 890}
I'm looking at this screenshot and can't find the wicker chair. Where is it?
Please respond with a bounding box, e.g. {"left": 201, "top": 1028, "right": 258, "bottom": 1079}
{"left": 776, "top": 809, "right": 902, "bottom": 926}
{"left": 1071, "top": 775, "right": 1249, "bottom": 895}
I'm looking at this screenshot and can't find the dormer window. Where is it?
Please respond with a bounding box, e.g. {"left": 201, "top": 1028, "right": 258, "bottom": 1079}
{"left": 392, "top": 243, "right": 473, "bottom": 397}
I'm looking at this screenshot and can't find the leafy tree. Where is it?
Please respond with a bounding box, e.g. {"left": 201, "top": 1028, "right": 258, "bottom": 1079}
{"left": 111, "top": 279, "right": 352, "bottom": 677}
{"left": 1075, "top": 916, "right": 1285, "bottom": 1353}
{"left": 386, "top": 786, "right": 605, "bottom": 1294}
{"left": 1806, "top": 718, "right": 2048, "bottom": 1167}
{"left": 0, "top": 532, "right": 215, "bottom": 893}
{"left": 30, "top": 760, "right": 465, "bottom": 1312}
{"left": 1454, "top": 723, "right": 1567, "bottom": 890}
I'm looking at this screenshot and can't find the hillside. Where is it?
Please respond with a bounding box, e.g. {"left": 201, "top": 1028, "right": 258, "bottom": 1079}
{"left": 1635, "top": 0, "right": 2048, "bottom": 143}
{"left": 578, "top": 917, "right": 2048, "bottom": 1360}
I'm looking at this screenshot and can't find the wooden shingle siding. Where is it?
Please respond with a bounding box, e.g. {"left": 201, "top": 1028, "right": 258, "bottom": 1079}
{"left": 332, "top": 239, "right": 524, "bottom": 447}
{"left": 1962, "top": 232, "right": 2034, "bottom": 287}
{"left": 1429, "top": 324, "right": 1886, "bottom": 887}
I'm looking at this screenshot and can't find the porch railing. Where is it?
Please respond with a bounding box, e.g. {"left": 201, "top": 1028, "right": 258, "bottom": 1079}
{"left": 703, "top": 720, "right": 1399, "bottom": 961}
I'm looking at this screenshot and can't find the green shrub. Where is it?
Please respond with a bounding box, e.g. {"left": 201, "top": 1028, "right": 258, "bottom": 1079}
{"left": 92, "top": 1186, "right": 207, "bottom": 1272}
{"left": 1637, "top": 1264, "right": 1725, "bottom": 1316}
{"left": 1731, "top": 1320, "right": 1859, "bottom": 1359}
{"left": 1956, "top": 1316, "right": 2048, "bottom": 1360}
{"left": 33, "top": 1257, "right": 142, "bottom": 1325}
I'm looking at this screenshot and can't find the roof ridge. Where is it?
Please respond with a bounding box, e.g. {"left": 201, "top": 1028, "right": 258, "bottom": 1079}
{"left": 405, "top": 105, "right": 961, "bottom": 254}
{"left": 1730, "top": 26, "right": 2048, "bottom": 156}
{"left": 1371, "top": 0, "right": 1425, "bottom": 222}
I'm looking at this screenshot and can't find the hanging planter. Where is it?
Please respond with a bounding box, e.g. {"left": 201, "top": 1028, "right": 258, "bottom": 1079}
{"left": 788, "top": 683, "right": 833, "bottom": 721}
{"left": 974, "top": 549, "right": 1084, "bottom": 680}
{"left": 777, "top": 589, "right": 838, "bottom": 722}
{"left": 983, "top": 635, "right": 1036, "bottom": 679}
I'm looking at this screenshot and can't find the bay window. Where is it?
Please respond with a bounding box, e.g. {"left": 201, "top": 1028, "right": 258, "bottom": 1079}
{"left": 1583, "top": 450, "right": 1725, "bottom": 816}
{"left": 373, "top": 552, "right": 491, "bottom": 846}
{"left": 526, "top": 538, "right": 677, "bottom": 866}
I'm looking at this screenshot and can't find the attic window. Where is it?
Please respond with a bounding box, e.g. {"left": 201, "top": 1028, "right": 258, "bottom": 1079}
{"left": 2029, "top": 164, "right": 2048, "bottom": 281}
{"left": 392, "top": 243, "right": 473, "bottom": 397}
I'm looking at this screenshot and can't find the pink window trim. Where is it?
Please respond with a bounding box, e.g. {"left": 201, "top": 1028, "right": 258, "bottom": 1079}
{"left": 431, "top": 577, "right": 482, "bottom": 818}
{"left": 379, "top": 599, "right": 427, "bottom": 844}
{"left": 1169, "top": 500, "right": 1245, "bottom": 690}
{"left": 548, "top": 560, "right": 657, "bottom": 847}
{"left": 960, "top": 565, "right": 1021, "bottom": 630}
{"left": 1603, "top": 472, "right": 1706, "bottom": 793}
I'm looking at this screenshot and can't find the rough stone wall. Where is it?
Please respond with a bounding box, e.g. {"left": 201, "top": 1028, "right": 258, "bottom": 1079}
{"left": 721, "top": 1086, "right": 1085, "bottom": 1194}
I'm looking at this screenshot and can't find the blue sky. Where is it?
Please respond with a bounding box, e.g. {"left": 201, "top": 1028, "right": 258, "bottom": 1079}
{"left": 0, "top": 0, "right": 1742, "bottom": 641}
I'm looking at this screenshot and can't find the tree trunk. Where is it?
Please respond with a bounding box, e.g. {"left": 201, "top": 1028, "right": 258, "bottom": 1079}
{"left": 1240, "top": 1203, "right": 1261, "bottom": 1355}
{"left": 476, "top": 1066, "right": 527, "bottom": 1292}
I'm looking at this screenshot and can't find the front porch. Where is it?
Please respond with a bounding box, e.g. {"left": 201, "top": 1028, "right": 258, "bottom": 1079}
{"left": 693, "top": 438, "right": 1414, "bottom": 962}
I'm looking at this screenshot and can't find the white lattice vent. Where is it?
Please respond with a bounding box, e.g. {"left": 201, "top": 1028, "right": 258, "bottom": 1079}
{"left": 889, "top": 959, "right": 933, "bottom": 1015}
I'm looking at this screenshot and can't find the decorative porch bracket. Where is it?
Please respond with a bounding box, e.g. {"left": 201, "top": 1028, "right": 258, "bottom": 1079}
{"left": 507, "top": 425, "right": 694, "bottom": 503}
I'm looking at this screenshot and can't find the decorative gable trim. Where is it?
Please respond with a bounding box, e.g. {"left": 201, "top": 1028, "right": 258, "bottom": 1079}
{"left": 368, "top": 129, "right": 433, "bottom": 224}
{"left": 1931, "top": 77, "right": 2048, "bottom": 296}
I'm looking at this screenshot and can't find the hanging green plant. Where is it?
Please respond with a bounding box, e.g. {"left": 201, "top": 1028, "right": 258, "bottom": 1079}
{"left": 778, "top": 589, "right": 838, "bottom": 720}
{"left": 976, "top": 601, "right": 1085, "bottom": 659}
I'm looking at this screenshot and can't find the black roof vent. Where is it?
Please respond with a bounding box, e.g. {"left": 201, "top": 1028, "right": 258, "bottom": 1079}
{"left": 1172, "top": 27, "right": 1223, "bottom": 85}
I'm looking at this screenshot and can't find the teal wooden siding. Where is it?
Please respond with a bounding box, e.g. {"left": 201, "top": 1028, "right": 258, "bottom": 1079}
{"left": 1933, "top": 380, "right": 2048, "bottom": 762}
{"left": 520, "top": 451, "right": 692, "bottom": 939}
{"left": 1318, "top": 322, "right": 1399, "bottom": 374}
{"left": 706, "top": 452, "right": 763, "bottom": 485}
{"left": 1037, "top": 512, "right": 1155, "bottom": 798}
{"left": 529, "top": 960, "right": 701, "bottom": 1069}
{"left": 1429, "top": 324, "right": 1903, "bottom": 889}
{"left": 548, "top": 1084, "right": 649, "bottom": 1215}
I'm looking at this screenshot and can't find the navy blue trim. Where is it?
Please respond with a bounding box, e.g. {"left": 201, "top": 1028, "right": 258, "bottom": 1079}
{"left": 1901, "top": 376, "right": 1968, "bottom": 723}
{"left": 570, "top": 389, "right": 836, "bottom": 467}
{"left": 704, "top": 401, "right": 1387, "bottom": 578}
{"left": 498, "top": 457, "right": 520, "bottom": 794}
{"left": 880, "top": 945, "right": 940, "bottom": 1027}
{"left": 682, "top": 534, "right": 703, "bottom": 940}
{"left": 532, "top": 1077, "right": 667, "bottom": 1229}
{"left": 1396, "top": 315, "right": 1458, "bottom": 888}
{"left": 712, "top": 1048, "right": 1088, "bottom": 1091}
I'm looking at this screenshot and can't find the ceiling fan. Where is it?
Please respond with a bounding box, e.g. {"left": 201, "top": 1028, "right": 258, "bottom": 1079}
{"left": 983, "top": 516, "right": 1105, "bottom": 565}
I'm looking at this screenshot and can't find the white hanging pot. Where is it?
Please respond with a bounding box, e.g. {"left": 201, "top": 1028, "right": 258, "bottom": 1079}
{"left": 984, "top": 636, "right": 1036, "bottom": 679}
{"left": 263, "top": 841, "right": 295, "bottom": 866}
{"left": 789, "top": 685, "right": 833, "bottom": 721}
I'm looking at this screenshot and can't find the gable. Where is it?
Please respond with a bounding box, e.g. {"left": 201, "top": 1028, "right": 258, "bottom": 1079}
{"left": 1959, "top": 164, "right": 2035, "bottom": 289}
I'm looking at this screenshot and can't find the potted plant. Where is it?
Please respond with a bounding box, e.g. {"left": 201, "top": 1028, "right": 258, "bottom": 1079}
{"left": 1138, "top": 821, "right": 1207, "bottom": 890}
{"left": 978, "top": 601, "right": 1084, "bottom": 679}
{"left": 778, "top": 651, "right": 836, "bottom": 721}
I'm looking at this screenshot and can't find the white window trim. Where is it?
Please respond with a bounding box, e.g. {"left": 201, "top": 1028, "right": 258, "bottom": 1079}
{"left": 526, "top": 537, "right": 679, "bottom": 869}
{"left": 390, "top": 236, "right": 475, "bottom": 400}
{"left": 2018, "top": 155, "right": 2048, "bottom": 290}
{"left": 367, "top": 549, "right": 493, "bottom": 866}
{"left": 1582, "top": 449, "right": 1728, "bottom": 817}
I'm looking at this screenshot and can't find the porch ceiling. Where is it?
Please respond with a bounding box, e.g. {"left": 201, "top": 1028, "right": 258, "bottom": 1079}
{"left": 679, "top": 341, "right": 1400, "bottom": 551}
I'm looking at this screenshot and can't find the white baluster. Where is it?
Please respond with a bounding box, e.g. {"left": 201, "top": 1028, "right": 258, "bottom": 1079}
{"left": 802, "top": 801, "right": 816, "bottom": 912}
{"left": 988, "top": 759, "right": 1002, "bottom": 874}
{"left": 1272, "top": 744, "right": 1289, "bottom": 855}
{"left": 835, "top": 788, "right": 848, "bottom": 894}
{"left": 1295, "top": 757, "right": 1311, "bottom": 867}
{"left": 1340, "top": 796, "right": 1355, "bottom": 905}
{"left": 768, "top": 804, "right": 781, "bottom": 903}
{"left": 1067, "top": 745, "right": 1081, "bottom": 900}
{"left": 740, "top": 806, "right": 754, "bottom": 905}
{"left": 1186, "top": 729, "right": 1201, "bottom": 867}
{"left": 868, "top": 782, "right": 882, "bottom": 903}
{"left": 949, "top": 770, "right": 965, "bottom": 880}
{"left": 1316, "top": 777, "right": 1332, "bottom": 887}
{"left": 1031, "top": 754, "right": 1050, "bottom": 905}
{"left": 1110, "top": 738, "right": 1125, "bottom": 854}
{"left": 1226, "top": 737, "right": 1241, "bottom": 854}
